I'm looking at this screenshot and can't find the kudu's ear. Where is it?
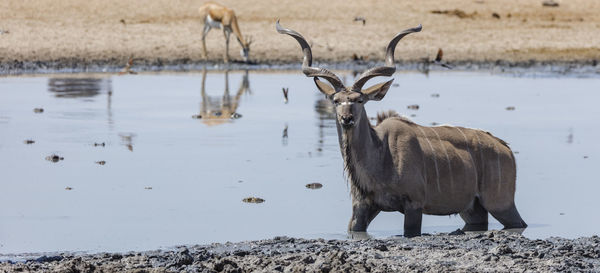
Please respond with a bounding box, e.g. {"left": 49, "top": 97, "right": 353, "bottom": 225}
{"left": 313, "top": 77, "right": 336, "bottom": 97}
{"left": 362, "top": 79, "right": 393, "bottom": 101}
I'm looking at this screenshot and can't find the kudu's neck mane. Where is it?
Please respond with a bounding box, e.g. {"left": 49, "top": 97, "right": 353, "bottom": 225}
{"left": 337, "top": 108, "right": 382, "bottom": 196}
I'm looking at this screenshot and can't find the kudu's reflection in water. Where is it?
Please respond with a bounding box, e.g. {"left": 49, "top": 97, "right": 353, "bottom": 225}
{"left": 195, "top": 69, "right": 250, "bottom": 126}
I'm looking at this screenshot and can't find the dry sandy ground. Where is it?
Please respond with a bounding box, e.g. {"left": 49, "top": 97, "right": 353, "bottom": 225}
{"left": 1, "top": 0, "right": 599, "bottom": 68}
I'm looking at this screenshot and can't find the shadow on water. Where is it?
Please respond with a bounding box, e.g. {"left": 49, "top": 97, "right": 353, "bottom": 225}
{"left": 195, "top": 68, "right": 251, "bottom": 126}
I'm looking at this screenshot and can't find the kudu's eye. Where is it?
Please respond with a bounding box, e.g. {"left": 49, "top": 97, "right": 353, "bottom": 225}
{"left": 357, "top": 98, "right": 364, "bottom": 103}
{"left": 333, "top": 99, "right": 340, "bottom": 104}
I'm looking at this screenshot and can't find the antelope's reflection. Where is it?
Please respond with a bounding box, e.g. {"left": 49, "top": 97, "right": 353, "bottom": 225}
{"left": 195, "top": 69, "right": 250, "bottom": 126}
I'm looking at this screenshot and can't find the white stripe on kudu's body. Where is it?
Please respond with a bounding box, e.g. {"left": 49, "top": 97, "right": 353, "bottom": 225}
{"left": 417, "top": 126, "right": 441, "bottom": 192}
{"left": 276, "top": 21, "right": 527, "bottom": 237}
{"left": 429, "top": 127, "right": 454, "bottom": 188}
{"left": 454, "top": 127, "right": 478, "bottom": 192}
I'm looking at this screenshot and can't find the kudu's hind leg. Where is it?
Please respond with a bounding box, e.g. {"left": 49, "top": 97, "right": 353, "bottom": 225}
{"left": 403, "top": 207, "right": 422, "bottom": 237}
{"left": 348, "top": 203, "right": 379, "bottom": 232}
{"left": 489, "top": 203, "right": 527, "bottom": 229}
{"left": 460, "top": 198, "right": 489, "bottom": 231}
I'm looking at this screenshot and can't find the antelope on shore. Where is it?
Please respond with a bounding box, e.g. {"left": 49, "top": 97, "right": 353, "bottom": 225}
{"left": 198, "top": 2, "right": 252, "bottom": 63}
{"left": 276, "top": 21, "right": 527, "bottom": 237}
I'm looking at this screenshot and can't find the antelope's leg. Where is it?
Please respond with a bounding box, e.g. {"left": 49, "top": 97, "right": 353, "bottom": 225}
{"left": 460, "top": 197, "right": 489, "bottom": 231}
{"left": 403, "top": 206, "right": 422, "bottom": 237}
{"left": 489, "top": 202, "right": 527, "bottom": 229}
{"left": 348, "top": 202, "right": 379, "bottom": 232}
{"left": 201, "top": 23, "right": 210, "bottom": 59}
{"left": 223, "top": 28, "right": 231, "bottom": 63}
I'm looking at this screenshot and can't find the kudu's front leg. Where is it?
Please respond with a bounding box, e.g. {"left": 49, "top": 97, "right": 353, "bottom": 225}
{"left": 348, "top": 199, "right": 379, "bottom": 232}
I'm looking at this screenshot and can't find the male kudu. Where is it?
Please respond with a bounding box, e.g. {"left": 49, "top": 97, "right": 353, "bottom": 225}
{"left": 276, "top": 21, "right": 527, "bottom": 237}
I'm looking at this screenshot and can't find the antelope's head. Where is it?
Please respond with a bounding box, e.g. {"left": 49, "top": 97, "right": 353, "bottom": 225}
{"left": 239, "top": 36, "right": 253, "bottom": 62}
{"left": 276, "top": 20, "right": 421, "bottom": 129}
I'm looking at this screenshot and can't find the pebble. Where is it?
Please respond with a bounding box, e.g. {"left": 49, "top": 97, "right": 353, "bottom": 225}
{"left": 305, "top": 183, "right": 323, "bottom": 189}
{"left": 45, "top": 154, "right": 64, "bottom": 162}
{"left": 243, "top": 197, "right": 265, "bottom": 203}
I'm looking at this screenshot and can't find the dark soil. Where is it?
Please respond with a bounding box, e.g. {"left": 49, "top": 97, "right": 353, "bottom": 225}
{"left": 2, "top": 231, "right": 599, "bottom": 272}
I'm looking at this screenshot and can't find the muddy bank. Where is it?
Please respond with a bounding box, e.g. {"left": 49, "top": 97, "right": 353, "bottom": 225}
{"left": 2, "top": 231, "right": 599, "bottom": 272}
{"left": 1, "top": 58, "right": 600, "bottom": 77}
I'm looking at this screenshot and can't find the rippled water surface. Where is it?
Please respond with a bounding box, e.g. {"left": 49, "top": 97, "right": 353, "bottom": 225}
{"left": 1, "top": 71, "right": 599, "bottom": 254}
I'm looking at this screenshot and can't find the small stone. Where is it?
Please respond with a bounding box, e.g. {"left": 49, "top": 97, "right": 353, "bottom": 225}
{"left": 24, "top": 140, "right": 35, "bottom": 144}
{"left": 374, "top": 244, "right": 388, "bottom": 251}
{"left": 173, "top": 248, "right": 193, "bottom": 266}
{"left": 538, "top": 252, "right": 546, "bottom": 258}
{"left": 230, "top": 113, "right": 243, "bottom": 119}
{"left": 431, "top": 93, "right": 440, "bottom": 98}
{"left": 505, "top": 106, "right": 516, "bottom": 111}
{"left": 191, "top": 114, "right": 202, "bottom": 119}
{"left": 233, "top": 250, "right": 249, "bottom": 257}
{"left": 33, "top": 108, "right": 44, "bottom": 113}
{"left": 407, "top": 104, "right": 419, "bottom": 110}
{"left": 34, "top": 255, "right": 63, "bottom": 263}
{"left": 65, "top": 187, "right": 73, "bottom": 190}
{"left": 93, "top": 142, "right": 105, "bottom": 147}
{"left": 45, "top": 154, "right": 64, "bottom": 163}
{"left": 490, "top": 244, "right": 513, "bottom": 255}
{"left": 144, "top": 186, "right": 152, "bottom": 190}
{"left": 95, "top": 161, "right": 106, "bottom": 165}
{"left": 448, "top": 229, "right": 465, "bottom": 235}
{"left": 306, "top": 183, "right": 323, "bottom": 189}
{"left": 492, "top": 12, "right": 501, "bottom": 19}
{"left": 243, "top": 197, "right": 265, "bottom": 203}
{"left": 542, "top": 0, "right": 559, "bottom": 7}
{"left": 302, "top": 256, "right": 315, "bottom": 264}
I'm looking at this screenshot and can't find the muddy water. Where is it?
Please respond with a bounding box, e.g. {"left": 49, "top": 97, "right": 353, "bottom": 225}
{"left": 0, "top": 71, "right": 599, "bottom": 254}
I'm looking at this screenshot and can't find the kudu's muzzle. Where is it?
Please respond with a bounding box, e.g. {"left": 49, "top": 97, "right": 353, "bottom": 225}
{"left": 338, "top": 104, "right": 355, "bottom": 128}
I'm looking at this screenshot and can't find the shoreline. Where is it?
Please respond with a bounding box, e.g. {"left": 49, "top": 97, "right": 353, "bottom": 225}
{"left": 1, "top": 231, "right": 599, "bottom": 272}
{"left": 1, "top": 59, "right": 599, "bottom": 77}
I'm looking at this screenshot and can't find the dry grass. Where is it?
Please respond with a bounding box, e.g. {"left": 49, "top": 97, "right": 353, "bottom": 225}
{"left": 0, "top": 0, "right": 599, "bottom": 64}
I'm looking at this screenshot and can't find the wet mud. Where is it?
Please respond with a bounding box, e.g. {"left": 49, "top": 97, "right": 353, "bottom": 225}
{"left": 2, "top": 231, "right": 599, "bottom": 272}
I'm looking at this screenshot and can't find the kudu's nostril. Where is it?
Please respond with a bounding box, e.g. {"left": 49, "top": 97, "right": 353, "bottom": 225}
{"left": 342, "top": 115, "right": 354, "bottom": 124}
